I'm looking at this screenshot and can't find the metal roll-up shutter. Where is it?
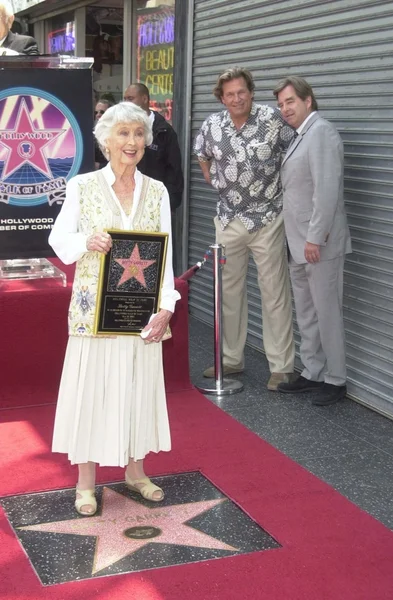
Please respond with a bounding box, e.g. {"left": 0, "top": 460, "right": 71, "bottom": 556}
{"left": 188, "top": 0, "right": 393, "bottom": 416}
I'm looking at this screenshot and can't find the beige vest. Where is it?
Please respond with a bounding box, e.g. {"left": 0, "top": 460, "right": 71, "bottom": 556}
{"left": 68, "top": 171, "right": 164, "bottom": 336}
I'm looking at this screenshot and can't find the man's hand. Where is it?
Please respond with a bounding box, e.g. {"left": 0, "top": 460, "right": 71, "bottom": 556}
{"left": 304, "top": 242, "right": 320, "bottom": 264}
{"left": 198, "top": 158, "right": 212, "bottom": 185}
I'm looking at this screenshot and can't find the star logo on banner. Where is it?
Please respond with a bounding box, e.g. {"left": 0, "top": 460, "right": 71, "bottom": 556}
{"left": 0, "top": 98, "right": 64, "bottom": 179}
{"left": 115, "top": 244, "right": 156, "bottom": 288}
{"left": 19, "top": 487, "right": 237, "bottom": 574}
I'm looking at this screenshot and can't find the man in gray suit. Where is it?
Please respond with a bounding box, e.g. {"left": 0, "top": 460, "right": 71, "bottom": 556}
{"left": 273, "top": 76, "right": 351, "bottom": 406}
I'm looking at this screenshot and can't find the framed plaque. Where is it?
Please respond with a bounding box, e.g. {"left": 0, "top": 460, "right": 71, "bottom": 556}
{"left": 94, "top": 229, "right": 168, "bottom": 335}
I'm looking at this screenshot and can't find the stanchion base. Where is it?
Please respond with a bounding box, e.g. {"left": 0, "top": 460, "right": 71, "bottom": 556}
{"left": 195, "top": 378, "right": 244, "bottom": 396}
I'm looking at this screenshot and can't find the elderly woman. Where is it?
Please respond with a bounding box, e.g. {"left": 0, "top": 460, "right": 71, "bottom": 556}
{"left": 49, "top": 102, "right": 180, "bottom": 516}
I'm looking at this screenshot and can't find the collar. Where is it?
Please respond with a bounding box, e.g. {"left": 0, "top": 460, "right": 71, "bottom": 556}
{"left": 148, "top": 111, "right": 155, "bottom": 126}
{"left": 297, "top": 111, "right": 317, "bottom": 135}
{"left": 101, "top": 162, "right": 142, "bottom": 187}
{"left": 0, "top": 35, "right": 7, "bottom": 47}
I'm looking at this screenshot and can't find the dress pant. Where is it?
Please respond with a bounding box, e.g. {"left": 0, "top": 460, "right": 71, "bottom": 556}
{"left": 289, "top": 255, "right": 347, "bottom": 386}
{"left": 214, "top": 214, "right": 294, "bottom": 373}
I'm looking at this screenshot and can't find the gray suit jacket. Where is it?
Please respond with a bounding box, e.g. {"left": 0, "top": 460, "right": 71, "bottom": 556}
{"left": 281, "top": 113, "right": 351, "bottom": 264}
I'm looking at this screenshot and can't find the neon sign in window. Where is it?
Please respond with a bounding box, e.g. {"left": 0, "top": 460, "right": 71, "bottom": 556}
{"left": 48, "top": 22, "right": 75, "bottom": 55}
{"left": 137, "top": 9, "right": 175, "bottom": 122}
{"left": 138, "top": 15, "right": 174, "bottom": 47}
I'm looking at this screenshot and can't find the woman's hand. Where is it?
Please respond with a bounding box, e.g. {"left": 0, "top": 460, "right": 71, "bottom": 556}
{"left": 86, "top": 232, "right": 112, "bottom": 254}
{"left": 142, "top": 309, "right": 173, "bottom": 343}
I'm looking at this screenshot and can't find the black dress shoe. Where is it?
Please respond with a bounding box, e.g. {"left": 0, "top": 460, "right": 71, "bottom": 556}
{"left": 312, "top": 383, "right": 347, "bottom": 406}
{"left": 277, "top": 375, "right": 324, "bottom": 393}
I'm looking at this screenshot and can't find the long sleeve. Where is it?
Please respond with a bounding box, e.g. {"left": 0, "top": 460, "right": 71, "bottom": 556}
{"left": 23, "top": 37, "right": 40, "bottom": 56}
{"left": 159, "top": 186, "right": 181, "bottom": 312}
{"left": 307, "top": 124, "right": 344, "bottom": 246}
{"left": 48, "top": 176, "right": 89, "bottom": 264}
{"left": 164, "top": 128, "right": 184, "bottom": 211}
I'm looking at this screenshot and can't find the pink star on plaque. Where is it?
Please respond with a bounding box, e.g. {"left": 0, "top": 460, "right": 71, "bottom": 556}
{"left": 0, "top": 98, "right": 64, "bottom": 179}
{"left": 115, "top": 244, "right": 156, "bottom": 288}
{"left": 19, "top": 487, "right": 237, "bottom": 574}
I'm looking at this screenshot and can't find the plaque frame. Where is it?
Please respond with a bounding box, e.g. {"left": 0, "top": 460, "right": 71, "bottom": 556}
{"left": 94, "top": 229, "right": 168, "bottom": 335}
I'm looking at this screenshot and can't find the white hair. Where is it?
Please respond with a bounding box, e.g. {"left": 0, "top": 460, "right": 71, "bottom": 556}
{"left": 0, "top": 1, "right": 14, "bottom": 19}
{"left": 94, "top": 102, "right": 153, "bottom": 152}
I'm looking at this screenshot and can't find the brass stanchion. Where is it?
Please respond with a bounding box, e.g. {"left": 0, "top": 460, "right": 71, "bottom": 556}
{"left": 196, "top": 244, "right": 243, "bottom": 396}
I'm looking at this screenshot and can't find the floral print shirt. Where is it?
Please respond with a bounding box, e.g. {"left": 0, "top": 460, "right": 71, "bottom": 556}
{"left": 194, "top": 102, "right": 295, "bottom": 232}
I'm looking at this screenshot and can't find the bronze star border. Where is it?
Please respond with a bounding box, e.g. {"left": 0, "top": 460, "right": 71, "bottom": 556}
{"left": 0, "top": 472, "right": 280, "bottom": 586}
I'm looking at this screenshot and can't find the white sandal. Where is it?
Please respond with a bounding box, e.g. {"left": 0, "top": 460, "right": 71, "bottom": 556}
{"left": 125, "top": 475, "right": 164, "bottom": 502}
{"left": 75, "top": 488, "right": 97, "bottom": 516}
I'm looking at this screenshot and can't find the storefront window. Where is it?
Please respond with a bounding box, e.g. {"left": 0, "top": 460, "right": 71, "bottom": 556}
{"left": 136, "top": 0, "right": 175, "bottom": 122}
{"left": 86, "top": 6, "right": 124, "bottom": 103}
{"left": 85, "top": 0, "right": 175, "bottom": 110}
{"left": 46, "top": 12, "right": 75, "bottom": 56}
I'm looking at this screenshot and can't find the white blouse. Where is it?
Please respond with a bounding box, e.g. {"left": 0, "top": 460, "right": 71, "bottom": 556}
{"left": 49, "top": 164, "right": 180, "bottom": 313}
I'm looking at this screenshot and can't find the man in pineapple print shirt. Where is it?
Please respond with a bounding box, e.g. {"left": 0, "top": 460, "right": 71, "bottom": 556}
{"left": 194, "top": 67, "right": 295, "bottom": 390}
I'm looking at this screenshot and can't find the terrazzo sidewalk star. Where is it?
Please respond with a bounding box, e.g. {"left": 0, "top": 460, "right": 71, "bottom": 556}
{"left": 19, "top": 487, "right": 237, "bottom": 574}
{"left": 115, "top": 244, "right": 156, "bottom": 288}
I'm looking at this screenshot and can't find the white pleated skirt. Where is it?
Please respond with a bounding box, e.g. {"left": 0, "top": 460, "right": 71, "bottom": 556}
{"left": 52, "top": 336, "right": 171, "bottom": 467}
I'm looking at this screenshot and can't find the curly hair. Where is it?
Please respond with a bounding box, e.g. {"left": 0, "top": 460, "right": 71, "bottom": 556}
{"left": 213, "top": 67, "right": 255, "bottom": 101}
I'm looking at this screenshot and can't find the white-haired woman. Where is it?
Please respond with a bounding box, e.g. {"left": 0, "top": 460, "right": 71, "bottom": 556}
{"left": 49, "top": 102, "right": 180, "bottom": 515}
